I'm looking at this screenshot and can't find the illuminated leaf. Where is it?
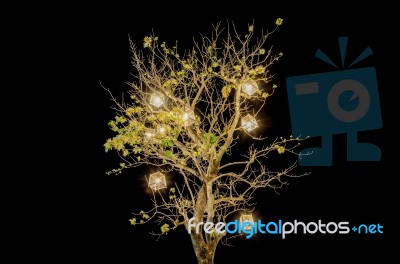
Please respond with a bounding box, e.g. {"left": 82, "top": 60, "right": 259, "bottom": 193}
{"left": 221, "top": 85, "right": 232, "bottom": 98}
{"left": 122, "top": 149, "right": 129, "bottom": 156}
{"left": 163, "top": 79, "right": 178, "bottom": 88}
{"left": 161, "top": 138, "right": 174, "bottom": 147}
{"left": 129, "top": 218, "right": 136, "bottom": 225}
{"left": 161, "top": 224, "right": 170, "bottom": 234}
{"left": 142, "top": 213, "right": 150, "bottom": 219}
{"left": 104, "top": 140, "right": 113, "bottom": 152}
{"left": 203, "top": 133, "right": 217, "bottom": 144}
{"left": 164, "top": 150, "right": 174, "bottom": 159}
{"left": 143, "top": 36, "right": 152, "bottom": 48}
{"left": 233, "top": 65, "right": 241, "bottom": 71}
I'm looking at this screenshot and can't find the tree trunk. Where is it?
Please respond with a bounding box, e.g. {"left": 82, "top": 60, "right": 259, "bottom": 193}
{"left": 189, "top": 184, "right": 218, "bottom": 264}
{"left": 196, "top": 248, "right": 215, "bottom": 264}
{"left": 190, "top": 233, "right": 216, "bottom": 264}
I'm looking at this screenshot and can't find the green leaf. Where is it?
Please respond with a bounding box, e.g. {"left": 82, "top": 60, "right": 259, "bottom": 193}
{"left": 108, "top": 120, "right": 118, "bottom": 131}
{"left": 143, "top": 36, "right": 152, "bottom": 48}
{"left": 164, "top": 150, "right": 174, "bottom": 159}
{"left": 115, "top": 116, "right": 127, "bottom": 124}
{"left": 203, "top": 133, "right": 217, "bottom": 144}
{"left": 209, "top": 134, "right": 217, "bottom": 143}
{"left": 142, "top": 213, "right": 150, "bottom": 219}
{"left": 170, "top": 187, "right": 175, "bottom": 193}
{"left": 163, "top": 78, "right": 178, "bottom": 88}
{"left": 233, "top": 65, "right": 241, "bottom": 71}
{"left": 161, "top": 223, "right": 170, "bottom": 234}
{"left": 104, "top": 140, "right": 113, "bottom": 152}
{"left": 262, "top": 92, "right": 269, "bottom": 98}
{"left": 221, "top": 85, "right": 232, "bottom": 98}
{"left": 255, "top": 66, "right": 265, "bottom": 74}
{"left": 129, "top": 218, "right": 136, "bottom": 225}
{"left": 161, "top": 138, "right": 174, "bottom": 147}
{"left": 211, "top": 61, "right": 219, "bottom": 68}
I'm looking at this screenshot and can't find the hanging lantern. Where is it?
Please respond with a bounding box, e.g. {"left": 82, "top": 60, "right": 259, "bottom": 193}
{"left": 150, "top": 93, "right": 165, "bottom": 108}
{"left": 240, "top": 214, "right": 254, "bottom": 231}
{"left": 182, "top": 107, "right": 195, "bottom": 126}
{"left": 158, "top": 126, "right": 166, "bottom": 134}
{"left": 242, "top": 82, "right": 258, "bottom": 96}
{"left": 144, "top": 128, "right": 156, "bottom": 140}
{"left": 148, "top": 172, "right": 167, "bottom": 190}
{"left": 241, "top": 114, "right": 258, "bottom": 132}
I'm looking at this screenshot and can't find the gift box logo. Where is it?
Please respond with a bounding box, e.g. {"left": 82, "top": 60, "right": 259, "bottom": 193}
{"left": 286, "top": 37, "right": 382, "bottom": 166}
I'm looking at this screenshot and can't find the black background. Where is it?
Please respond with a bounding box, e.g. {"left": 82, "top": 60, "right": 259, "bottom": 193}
{"left": 70, "top": 4, "right": 389, "bottom": 263}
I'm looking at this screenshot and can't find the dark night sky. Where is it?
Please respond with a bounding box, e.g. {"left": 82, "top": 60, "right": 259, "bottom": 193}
{"left": 69, "top": 4, "right": 389, "bottom": 263}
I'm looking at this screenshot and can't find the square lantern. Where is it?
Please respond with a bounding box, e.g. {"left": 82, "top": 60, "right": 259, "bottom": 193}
{"left": 150, "top": 93, "right": 165, "bottom": 108}
{"left": 158, "top": 126, "right": 166, "bottom": 134}
{"left": 144, "top": 128, "right": 156, "bottom": 140}
{"left": 240, "top": 214, "right": 254, "bottom": 231}
{"left": 242, "top": 82, "right": 258, "bottom": 96}
{"left": 182, "top": 107, "right": 195, "bottom": 126}
{"left": 241, "top": 114, "right": 258, "bottom": 132}
{"left": 148, "top": 172, "right": 167, "bottom": 190}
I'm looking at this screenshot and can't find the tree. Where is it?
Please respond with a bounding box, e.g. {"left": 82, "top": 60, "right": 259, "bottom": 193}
{"left": 104, "top": 19, "right": 306, "bottom": 264}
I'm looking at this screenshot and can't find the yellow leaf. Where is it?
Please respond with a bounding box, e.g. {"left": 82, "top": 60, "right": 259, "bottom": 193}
{"left": 221, "top": 85, "right": 232, "bottom": 98}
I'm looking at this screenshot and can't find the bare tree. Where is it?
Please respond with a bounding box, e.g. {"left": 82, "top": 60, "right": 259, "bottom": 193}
{"left": 104, "top": 19, "right": 306, "bottom": 264}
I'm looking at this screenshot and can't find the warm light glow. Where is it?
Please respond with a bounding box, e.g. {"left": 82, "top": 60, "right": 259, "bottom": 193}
{"left": 144, "top": 129, "right": 155, "bottom": 139}
{"left": 241, "top": 114, "right": 258, "bottom": 132}
{"left": 158, "top": 127, "right": 166, "bottom": 134}
{"left": 182, "top": 108, "right": 195, "bottom": 126}
{"left": 150, "top": 93, "right": 165, "bottom": 108}
{"left": 242, "top": 82, "right": 258, "bottom": 96}
{"left": 182, "top": 113, "right": 189, "bottom": 121}
{"left": 148, "top": 172, "right": 167, "bottom": 190}
{"left": 240, "top": 214, "right": 254, "bottom": 231}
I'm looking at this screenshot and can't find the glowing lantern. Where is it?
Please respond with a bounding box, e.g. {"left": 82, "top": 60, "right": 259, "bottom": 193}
{"left": 182, "top": 108, "right": 195, "bottom": 126}
{"left": 144, "top": 129, "right": 155, "bottom": 140}
{"left": 242, "top": 82, "right": 258, "bottom": 96}
{"left": 240, "top": 214, "right": 254, "bottom": 231}
{"left": 148, "top": 172, "right": 167, "bottom": 190}
{"left": 150, "top": 93, "right": 165, "bottom": 108}
{"left": 241, "top": 114, "right": 258, "bottom": 132}
{"left": 158, "top": 126, "right": 166, "bottom": 134}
